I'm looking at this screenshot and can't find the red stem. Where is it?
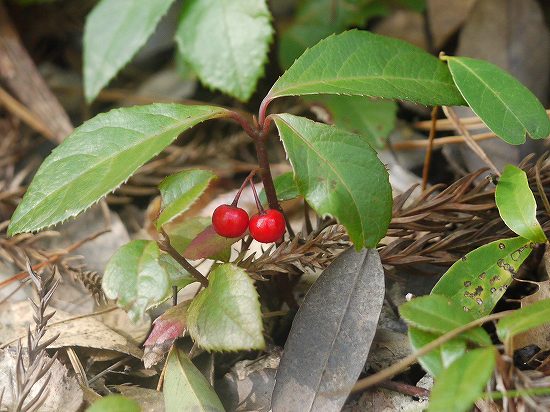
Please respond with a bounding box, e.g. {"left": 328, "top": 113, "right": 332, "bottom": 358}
{"left": 226, "top": 109, "right": 280, "bottom": 212}
{"left": 258, "top": 96, "right": 272, "bottom": 128}
{"left": 231, "top": 169, "right": 258, "bottom": 207}
{"left": 249, "top": 178, "right": 265, "bottom": 213}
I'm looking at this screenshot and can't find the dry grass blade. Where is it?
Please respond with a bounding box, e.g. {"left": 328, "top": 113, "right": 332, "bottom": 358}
{"left": 12, "top": 261, "right": 59, "bottom": 412}
{"left": 243, "top": 154, "right": 550, "bottom": 276}
{"left": 239, "top": 224, "right": 350, "bottom": 277}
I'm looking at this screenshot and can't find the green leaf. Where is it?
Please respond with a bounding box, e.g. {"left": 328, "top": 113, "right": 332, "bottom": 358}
{"left": 399, "top": 294, "right": 491, "bottom": 346}
{"left": 83, "top": 0, "right": 176, "bottom": 102}
{"left": 432, "top": 237, "right": 534, "bottom": 316}
{"left": 258, "top": 172, "right": 300, "bottom": 205}
{"left": 103, "top": 240, "right": 194, "bottom": 321}
{"left": 176, "top": 0, "right": 273, "bottom": 101}
{"left": 497, "top": 298, "right": 550, "bottom": 343}
{"left": 8, "top": 104, "right": 227, "bottom": 236}
{"left": 408, "top": 327, "right": 466, "bottom": 378}
{"left": 164, "top": 347, "right": 224, "bottom": 412}
{"left": 180, "top": 224, "right": 236, "bottom": 262}
{"left": 428, "top": 347, "right": 496, "bottom": 412}
{"left": 306, "top": 95, "right": 397, "bottom": 149}
{"left": 273, "top": 113, "right": 392, "bottom": 249}
{"left": 268, "top": 30, "right": 465, "bottom": 106}
{"left": 495, "top": 165, "right": 547, "bottom": 243}
{"left": 277, "top": 0, "right": 388, "bottom": 70}
{"left": 157, "top": 169, "right": 216, "bottom": 229}
{"left": 446, "top": 56, "right": 550, "bottom": 145}
{"left": 165, "top": 216, "right": 212, "bottom": 254}
{"left": 187, "top": 264, "right": 265, "bottom": 351}
{"left": 87, "top": 395, "right": 140, "bottom": 412}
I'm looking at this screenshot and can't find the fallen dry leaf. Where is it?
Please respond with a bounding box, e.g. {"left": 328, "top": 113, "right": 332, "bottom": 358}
{"left": 513, "top": 280, "right": 550, "bottom": 351}
{"left": 0, "top": 348, "right": 83, "bottom": 411}
{"left": 0, "top": 301, "right": 142, "bottom": 358}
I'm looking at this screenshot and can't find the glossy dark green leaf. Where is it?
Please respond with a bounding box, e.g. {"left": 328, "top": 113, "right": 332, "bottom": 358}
{"left": 87, "top": 395, "right": 140, "bottom": 412}
{"left": 432, "top": 237, "right": 534, "bottom": 316}
{"left": 163, "top": 347, "right": 224, "bottom": 412}
{"left": 157, "top": 169, "right": 216, "bottom": 229}
{"left": 273, "top": 113, "right": 392, "bottom": 249}
{"left": 428, "top": 347, "right": 496, "bottom": 412}
{"left": 446, "top": 56, "right": 550, "bottom": 144}
{"left": 258, "top": 172, "right": 300, "bottom": 205}
{"left": 408, "top": 327, "right": 466, "bottom": 378}
{"left": 306, "top": 95, "right": 397, "bottom": 149}
{"left": 176, "top": 0, "right": 273, "bottom": 101}
{"left": 102, "top": 240, "right": 194, "bottom": 321}
{"left": 83, "top": 0, "right": 176, "bottom": 102}
{"left": 399, "top": 294, "right": 491, "bottom": 346}
{"left": 187, "top": 264, "right": 264, "bottom": 351}
{"left": 8, "top": 104, "right": 227, "bottom": 236}
{"left": 495, "top": 165, "right": 546, "bottom": 243}
{"left": 497, "top": 298, "right": 550, "bottom": 343}
{"left": 268, "top": 30, "right": 465, "bottom": 106}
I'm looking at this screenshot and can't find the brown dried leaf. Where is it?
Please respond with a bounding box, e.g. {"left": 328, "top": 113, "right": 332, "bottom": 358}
{"left": 0, "top": 302, "right": 142, "bottom": 358}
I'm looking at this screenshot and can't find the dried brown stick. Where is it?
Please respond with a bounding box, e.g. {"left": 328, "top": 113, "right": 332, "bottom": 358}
{"left": 0, "top": 2, "right": 73, "bottom": 143}
{"left": 414, "top": 109, "right": 550, "bottom": 131}
{"left": 421, "top": 106, "right": 439, "bottom": 191}
{"left": 443, "top": 106, "right": 500, "bottom": 175}
{"left": 393, "top": 131, "right": 496, "bottom": 151}
{"left": 0, "top": 229, "right": 109, "bottom": 288}
{"left": 0, "top": 86, "right": 54, "bottom": 140}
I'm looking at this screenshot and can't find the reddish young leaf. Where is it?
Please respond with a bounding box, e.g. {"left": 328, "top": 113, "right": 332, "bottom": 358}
{"left": 181, "top": 225, "right": 240, "bottom": 261}
{"left": 143, "top": 301, "right": 190, "bottom": 368}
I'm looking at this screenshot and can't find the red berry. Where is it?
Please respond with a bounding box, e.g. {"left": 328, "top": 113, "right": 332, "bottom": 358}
{"left": 212, "top": 204, "right": 249, "bottom": 238}
{"left": 249, "top": 209, "right": 286, "bottom": 243}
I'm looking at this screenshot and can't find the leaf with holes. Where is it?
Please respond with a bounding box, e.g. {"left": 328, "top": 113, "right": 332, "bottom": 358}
{"left": 267, "top": 30, "right": 465, "bottom": 107}
{"left": 187, "top": 264, "right": 264, "bottom": 351}
{"left": 432, "top": 237, "right": 534, "bottom": 316}
{"left": 400, "top": 295, "right": 491, "bottom": 346}
{"left": 495, "top": 165, "right": 546, "bottom": 244}
{"left": 446, "top": 56, "right": 550, "bottom": 144}
{"left": 272, "top": 248, "right": 384, "bottom": 411}
{"left": 7, "top": 104, "right": 227, "bottom": 236}
{"left": 273, "top": 113, "right": 392, "bottom": 249}
{"left": 408, "top": 327, "right": 466, "bottom": 378}
{"left": 176, "top": 0, "right": 273, "bottom": 101}
{"left": 157, "top": 169, "right": 216, "bottom": 229}
{"left": 428, "top": 347, "right": 496, "bottom": 412}
{"left": 259, "top": 172, "right": 300, "bottom": 205}
{"left": 103, "top": 240, "right": 194, "bottom": 321}
{"left": 84, "top": 0, "right": 177, "bottom": 102}
{"left": 164, "top": 347, "right": 224, "bottom": 411}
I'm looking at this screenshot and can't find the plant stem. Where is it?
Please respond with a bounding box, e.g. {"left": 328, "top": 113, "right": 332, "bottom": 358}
{"left": 226, "top": 109, "right": 281, "bottom": 212}
{"left": 231, "top": 169, "right": 258, "bottom": 207}
{"left": 249, "top": 176, "right": 265, "bottom": 213}
{"left": 254, "top": 135, "right": 280, "bottom": 211}
{"left": 158, "top": 234, "right": 209, "bottom": 287}
{"left": 352, "top": 310, "right": 512, "bottom": 394}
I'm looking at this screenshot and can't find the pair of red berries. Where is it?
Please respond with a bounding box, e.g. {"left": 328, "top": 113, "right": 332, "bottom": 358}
{"left": 212, "top": 205, "right": 286, "bottom": 243}
{"left": 212, "top": 174, "right": 286, "bottom": 243}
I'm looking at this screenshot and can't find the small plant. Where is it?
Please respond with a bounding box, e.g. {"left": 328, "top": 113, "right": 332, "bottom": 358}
{"left": 7, "top": 0, "right": 550, "bottom": 409}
